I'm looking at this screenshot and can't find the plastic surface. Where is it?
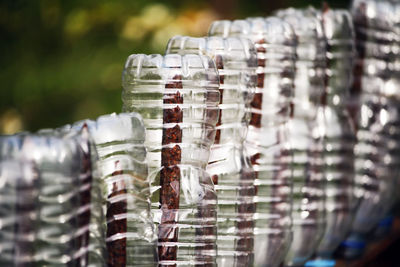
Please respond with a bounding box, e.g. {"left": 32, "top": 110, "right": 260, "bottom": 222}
{"left": 313, "top": 8, "right": 357, "bottom": 258}
{"left": 69, "top": 113, "right": 155, "bottom": 266}
{"left": 122, "top": 54, "right": 220, "bottom": 266}
{"left": 345, "top": 0, "right": 400, "bottom": 244}
{"left": 276, "top": 8, "right": 327, "bottom": 266}
{"left": 0, "top": 133, "right": 91, "bottom": 265}
{"left": 39, "top": 125, "right": 106, "bottom": 266}
{"left": 0, "top": 160, "right": 39, "bottom": 265}
{"left": 165, "top": 36, "right": 258, "bottom": 266}
{"left": 209, "top": 17, "right": 296, "bottom": 267}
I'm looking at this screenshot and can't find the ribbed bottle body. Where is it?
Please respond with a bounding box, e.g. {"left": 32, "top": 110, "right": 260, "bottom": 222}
{"left": 248, "top": 33, "right": 294, "bottom": 266}
{"left": 0, "top": 160, "right": 39, "bottom": 265}
{"left": 316, "top": 109, "right": 355, "bottom": 255}
{"left": 245, "top": 123, "right": 292, "bottom": 267}
{"left": 71, "top": 113, "right": 155, "bottom": 266}
{"left": 311, "top": 9, "right": 357, "bottom": 257}
{"left": 165, "top": 36, "right": 258, "bottom": 267}
{"left": 39, "top": 124, "right": 106, "bottom": 266}
{"left": 209, "top": 17, "right": 296, "bottom": 267}
{"left": 122, "top": 54, "right": 220, "bottom": 266}
{"left": 276, "top": 8, "right": 327, "bottom": 266}
{"left": 352, "top": 98, "right": 400, "bottom": 233}
{"left": 0, "top": 134, "right": 88, "bottom": 265}
{"left": 349, "top": 0, "right": 400, "bottom": 237}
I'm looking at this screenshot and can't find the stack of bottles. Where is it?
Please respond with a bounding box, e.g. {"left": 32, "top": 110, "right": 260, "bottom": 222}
{"left": 0, "top": 112, "right": 154, "bottom": 266}
{"left": 2, "top": 2, "right": 400, "bottom": 266}
{"left": 276, "top": 8, "right": 327, "bottom": 267}
{"left": 339, "top": 0, "right": 400, "bottom": 258}
{"left": 122, "top": 54, "right": 220, "bottom": 266}
{"left": 209, "top": 17, "right": 296, "bottom": 267}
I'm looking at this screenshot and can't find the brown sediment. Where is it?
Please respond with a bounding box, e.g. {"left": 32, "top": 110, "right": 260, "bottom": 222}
{"left": 250, "top": 40, "right": 266, "bottom": 168}
{"left": 106, "top": 163, "right": 127, "bottom": 267}
{"left": 197, "top": 55, "right": 223, "bottom": 264}
{"left": 248, "top": 38, "right": 266, "bottom": 206}
{"left": 320, "top": 5, "right": 329, "bottom": 109}
{"left": 250, "top": 153, "right": 260, "bottom": 166}
{"left": 250, "top": 39, "right": 266, "bottom": 129}
{"left": 213, "top": 55, "right": 225, "bottom": 146}
{"left": 211, "top": 174, "right": 218, "bottom": 185}
{"left": 235, "top": 38, "right": 267, "bottom": 265}
{"left": 212, "top": 55, "right": 225, "bottom": 184}
{"left": 194, "top": 55, "right": 223, "bottom": 266}
{"left": 76, "top": 126, "right": 92, "bottom": 266}
{"left": 350, "top": 2, "right": 368, "bottom": 130}
{"left": 158, "top": 75, "right": 183, "bottom": 267}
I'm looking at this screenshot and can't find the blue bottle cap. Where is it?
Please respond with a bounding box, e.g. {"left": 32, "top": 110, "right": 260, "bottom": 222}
{"left": 304, "top": 259, "right": 336, "bottom": 267}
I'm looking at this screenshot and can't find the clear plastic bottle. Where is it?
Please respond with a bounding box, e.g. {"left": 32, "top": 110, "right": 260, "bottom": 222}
{"left": 276, "top": 8, "right": 327, "bottom": 266}
{"left": 209, "top": 17, "right": 296, "bottom": 267}
{"left": 165, "top": 36, "right": 258, "bottom": 266}
{"left": 0, "top": 133, "right": 87, "bottom": 265}
{"left": 38, "top": 124, "right": 106, "bottom": 266}
{"left": 122, "top": 54, "right": 220, "bottom": 266}
{"left": 0, "top": 159, "right": 39, "bottom": 266}
{"left": 339, "top": 0, "right": 400, "bottom": 258}
{"left": 308, "top": 7, "right": 357, "bottom": 261}
{"left": 70, "top": 113, "right": 156, "bottom": 266}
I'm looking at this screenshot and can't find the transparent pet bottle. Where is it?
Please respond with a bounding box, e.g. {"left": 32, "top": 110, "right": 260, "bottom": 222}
{"left": 209, "top": 17, "right": 296, "bottom": 267}
{"left": 276, "top": 8, "right": 327, "bottom": 267}
{"left": 0, "top": 133, "right": 86, "bottom": 265}
{"left": 71, "top": 113, "right": 156, "bottom": 266}
{"left": 165, "top": 36, "right": 258, "bottom": 266}
{"left": 338, "top": 0, "right": 400, "bottom": 258}
{"left": 39, "top": 122, "right": 106, "bottom": 266}
{"left": 306, "top": 7, "right": 356, "bottom": 263}
{"left": 122, "top": 54, "right": 220, "bottom": 266}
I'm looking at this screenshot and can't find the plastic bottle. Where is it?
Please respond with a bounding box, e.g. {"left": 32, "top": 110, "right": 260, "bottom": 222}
{"left": 276, "top": 8, "right": 327, "bottom": 266}
{"left": 209, "top": 17, "right": 296, "bottom": 267}
{"left": 338, "top": 0, "right": 400, "bottom": 258}
{"left": 122, "top": 54, "right": 220, "bottom": 266}
{"left": 165, "top": 36, "right": 258, "bottom": 266}
{"left": 68, "top": 113, "right": 156, "bottom": 266}
{"left": 306, "top": 7, "right": 356, "bottom": 265}
{"left": 0, "top": 133, "right": 87, "bottom": 265}
{"left": 39, "top": 122, "right": 106, "bottom": 266}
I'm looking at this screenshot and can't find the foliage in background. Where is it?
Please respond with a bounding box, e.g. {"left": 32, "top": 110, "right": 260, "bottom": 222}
{"left": 0, "top": 0, "right": 349, "bottom": 134}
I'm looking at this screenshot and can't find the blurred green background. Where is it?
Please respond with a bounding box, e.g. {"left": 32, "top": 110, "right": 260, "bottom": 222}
{"left": 0, "top": 0, "right": 350, "bottom": 134}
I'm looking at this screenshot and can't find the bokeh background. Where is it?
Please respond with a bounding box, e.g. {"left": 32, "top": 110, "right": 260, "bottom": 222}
{"left": 0, "top": 0, "right": 350, "bottom": 134}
